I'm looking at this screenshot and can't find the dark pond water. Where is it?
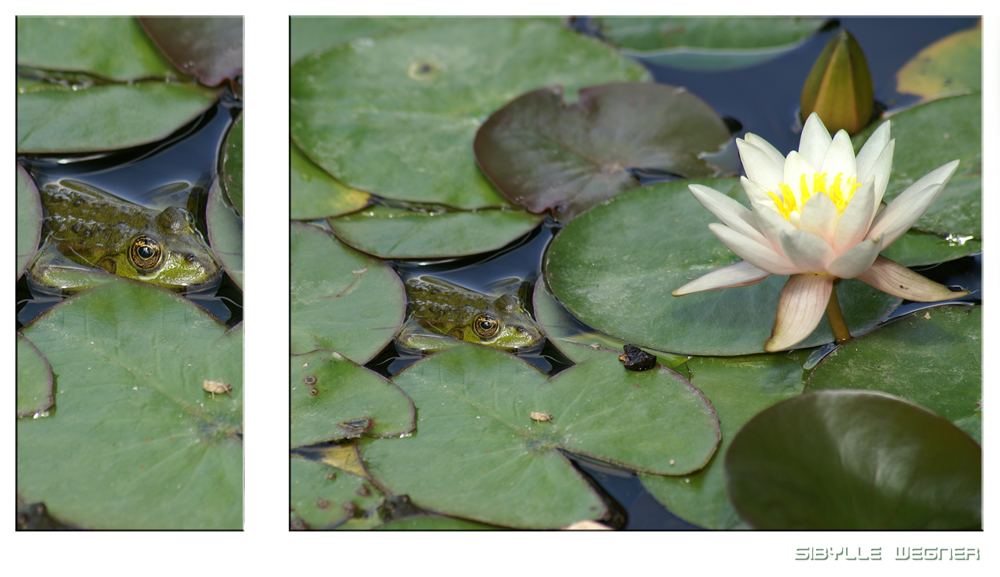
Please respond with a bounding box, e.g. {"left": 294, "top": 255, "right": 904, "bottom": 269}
{"left": 16, "top": 89, "right": 243, "bottom": 329}
{"left": 349, "top": 16, "right": 982, "bottom": 530}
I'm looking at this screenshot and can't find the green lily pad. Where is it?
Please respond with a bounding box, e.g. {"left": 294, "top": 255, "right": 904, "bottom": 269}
{"left": 290, "top": 18, "right": 648, "bottom": 210}
{"left": 290, "top": 457, "right": 384, "bottom": 529}
{"left": 375, "top": 515, "right": 503, "bottom": 530}
{"left": 640, "top": 354, "right": 806, "bottom": 529}
{"left": 544, "top": 178, "right": 900, "bottom": 356}
{"left": 290, "top": 222, "right": 406, "bottom": 363}
{"left": 290, "top": 16, "right": 463, "bottom": 63}
{"left": 17, "top": 279, "right": 242, "bottom": 529}
{"left": 881, "top": 229, "right": 982, "bottom": 267}
{"left": 290, "top": 350, "right": 415, "bottom": 448}
{"left": 725, "top": 390, "right": 981, "bottom": 529}
{"left": 17, "top": 81, "right": 221, "bottom": 153}
{"left": 593, "top": 16, "right": 828, "bottom": 71}
{"left": 359, "top": 344, "right": 719, "bottom": 528}
{"left": 291, "top": 141, "right": 370, "bottom": 220}
{"left": 897, "top": 23, "right": 981, "bottom": 98}
{"left": 17, "top": 163, "right": 42, "bottom": 280}
{"left": 16, "top": 16, "right": 179, "bottom": 81}
{"left": 16, "top": 334, "right": 53, "bottom": 418}
{"left": 139, "top": 17, "right": 243, "bottom": 87}
{"left": 328, "top": 205, "right": 544, "bottom": 259}
{"left": 206, "top": 178, "right": 243, "bottom": 289}
{"left": 221, "top": 113, "right": 243, "bottom": 216}
{"left": 532, "top": 280, "right": 687, "bottom": 369}
{"left": 854, "top": 94, "right": 980, "bottom": 241}
{"left": 474, "top": 83, "right": 731, "bottom": 221}
{"left": 807, "top": 305, "right": 981, "bottom": 443}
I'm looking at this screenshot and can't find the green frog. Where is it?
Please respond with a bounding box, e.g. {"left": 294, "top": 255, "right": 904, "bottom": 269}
{"left": 27, "top": 179, "right": 222, "bottom": 295}
{"left": 396, "top": 276, "right": 544, "bottom": 352}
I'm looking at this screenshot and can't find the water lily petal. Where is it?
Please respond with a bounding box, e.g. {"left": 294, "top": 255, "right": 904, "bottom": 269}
{"left": 672, "top": 260, "right": 771, "bottom": 296}
{"left": 798, "top": 113, "right": 833, "bottom": 169}
{"left": 826, "top": 234, "right": 882, "bottom": 279}
{"left": 866, "top": 139, "right": 895, "bottom": 210}
{"left": 833, "top": 179, "right": 875, "bottom": 253}
{"left": 855, "top": 256, "right": 971, "bottom": 301}
{"left": 740, "top": 176, "right": 773, "bottom": 206}
{"left": 779, "top": 229, "right": 837, "bottom": 272}
{"left": 855, "top": 120, "right": 890, "bottom": 183}
{"left": 764, "top": 274, "right": 834, "bottom": 352}
{"left": 736, "top": 139, "right": 784, "bottom": 192}
{"left": 783, "top": 152, "right": 818, "bottom": 200}
{"left": 798, "top": 190, "right": 839, "bottom": 245}
{"left": 688, "top": 184, "right": 767, "bottom": 246}
{"left": 743, "top": 133, "right": 787, "bottom": 171}
{"left": 819, "top": 130, "right": 858, "bottom": 179}
{"left": 753, "top": 202, "right": 796, "bottom": 252}
{"left": 709, "top": 223, "right": 800, "bottom": 276}
{"left": 867, "top": 159, "right": 959, "bottom": 247}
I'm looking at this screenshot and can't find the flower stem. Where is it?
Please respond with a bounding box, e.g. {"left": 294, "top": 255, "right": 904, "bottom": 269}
{"left": 826, "top": 280, "right": 852, "bottom": 344}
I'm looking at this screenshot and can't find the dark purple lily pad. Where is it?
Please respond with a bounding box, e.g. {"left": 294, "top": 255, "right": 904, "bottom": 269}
{"left": 474, "top": 82, "right": 732, "bottom": 221}
{"left": 139, "top": 16, "right": 243, "bottom": 87}
{"left": 17, "top": 163, "right": 42, "bottom": 280}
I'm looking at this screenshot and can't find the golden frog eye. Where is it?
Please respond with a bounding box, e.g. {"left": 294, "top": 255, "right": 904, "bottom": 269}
{"left": 473, "top": 314, "right": 500, "bottom": 339}
{"left": 129, "top": 235, "right": 164, "bottom": 271}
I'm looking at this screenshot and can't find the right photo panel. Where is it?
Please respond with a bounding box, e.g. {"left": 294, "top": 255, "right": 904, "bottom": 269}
{"left": 289, "top": 16, "right": 981, "bottom": 531}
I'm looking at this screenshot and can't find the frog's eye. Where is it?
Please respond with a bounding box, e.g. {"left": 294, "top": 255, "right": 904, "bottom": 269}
{"left": 473, "top": 314, "right": 500, "bottom": 339}
{"left": 129, "top": 235, "right": 164, "bottom": 271}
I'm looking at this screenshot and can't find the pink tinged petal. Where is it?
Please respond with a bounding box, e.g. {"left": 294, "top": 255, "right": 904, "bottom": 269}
{"left": 855, "top": 120, "right": 891, "bottom": 181}
{"left": 752, "top": 203, "right": 796, "bottom": 252}
{"left": 799, "top": 113, "right": 833, "bottom": 169}
{"left": 708, "top": 223, "right": 800, "bottom": 275}
{"left": 743, "top": 133, "right": 787, "bottom": 171}
{"left": 736, "top": 139, "right": 784, "bottom": 192}
{"left": 855, "top": 256, "right": 971, "bottom": 301}
{"left": 867, "top": 160, "right": 960, "bottom": 247}
{"left": 826, "top": 234, "right": 883, "bottom": 279}
{"left": 740, "top": 176, "right": 773, "bottom": 206}
{"left": 798, "top": 190, "right": 839, "bottom": 245}
{"left": 764, "top": 274, "right": 835, "bottom": 352}
{"left": 783, "top": 152, "right": 818, "bottom": 197}
{"left": 866, "top": 139, "right": 895, "bottom": 210}
{"left": 672, "top": 260, "right": 771, "bottom": 296}
{"left": 779, "top": 229, "right": 837, "bottom": 272}
{"left": 833, "top": 179, "right": 875, "bottom": 253}
{"left": 688, "top": 184, "right": 768, "bottom": 246}
{"left": 820, "top": 130, "right": 858, "bottom": 178}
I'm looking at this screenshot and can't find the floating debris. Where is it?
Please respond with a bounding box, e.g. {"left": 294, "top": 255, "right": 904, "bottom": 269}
{"left": 619, "top": 344, "right": 656, "bottom": 371}
{"left": 530, "top": 411, "right": 553, "bottom": 422}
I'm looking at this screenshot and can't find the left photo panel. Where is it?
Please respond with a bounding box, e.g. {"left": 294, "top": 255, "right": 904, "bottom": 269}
{"left": 16, "top": 16, "right": 244, "bottom": 530}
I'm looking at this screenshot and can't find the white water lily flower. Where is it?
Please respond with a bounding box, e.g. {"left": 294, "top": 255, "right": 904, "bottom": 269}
{"left": 673, "top": 112, "right": 967, "bottom": 352}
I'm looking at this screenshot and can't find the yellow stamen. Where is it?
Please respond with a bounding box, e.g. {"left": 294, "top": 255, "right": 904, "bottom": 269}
{"left": 767, "top": 171, "right": 861, "bottom": 221}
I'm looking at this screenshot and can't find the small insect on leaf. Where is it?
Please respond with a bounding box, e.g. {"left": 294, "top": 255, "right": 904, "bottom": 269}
{"left": 530, "top": 411, "right": 553, "bottom": 422}
{"left": 203, "top": 379, "right": 234, "bottom": 401}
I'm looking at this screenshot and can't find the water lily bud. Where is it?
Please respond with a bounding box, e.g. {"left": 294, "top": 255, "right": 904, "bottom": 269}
{"left": 800, "top": 30, "right": 875, "bottom": 135}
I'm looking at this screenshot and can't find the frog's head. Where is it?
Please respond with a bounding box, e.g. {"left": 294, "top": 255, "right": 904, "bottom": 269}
{"left": 105, "top": 206, "right": 222, "bottom": 292}
{"left": 454, "top": 294, "right": 544, "bottom": 350}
